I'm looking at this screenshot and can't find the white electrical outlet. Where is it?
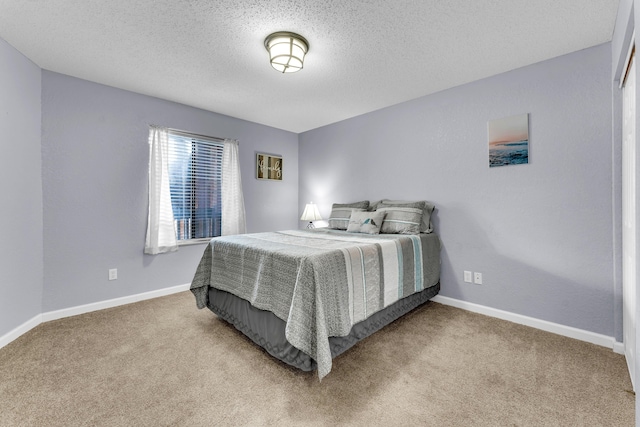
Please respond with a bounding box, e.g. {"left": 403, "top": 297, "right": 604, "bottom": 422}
{"left": 108, "top": 268, "right": 118, "bottom": 281}
{"left": 464, "top": 271, "right": 472, "bottom": 283}
{"left": 474, "top": 272, "right": 482, "bottom": 285}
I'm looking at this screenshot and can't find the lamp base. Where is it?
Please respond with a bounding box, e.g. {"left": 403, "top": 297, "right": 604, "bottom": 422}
{"left": 306, "top": 222, "right": 315, "bottom": 229}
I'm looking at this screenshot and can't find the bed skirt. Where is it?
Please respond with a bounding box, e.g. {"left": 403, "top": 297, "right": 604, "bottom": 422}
{"left": 206, "top": 281, "right": 440, "bottom": 372}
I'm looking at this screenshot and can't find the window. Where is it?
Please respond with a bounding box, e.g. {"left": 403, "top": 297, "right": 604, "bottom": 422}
{"left": 145, "top": 126, "right": 245, "bottom": 255}
{"left": 167, "top": 130, "right": 223, "bottom": 241}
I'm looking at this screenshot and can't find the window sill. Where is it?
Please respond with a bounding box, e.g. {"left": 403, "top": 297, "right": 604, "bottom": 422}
{"left": 177, "top": 238, "right": 212, "bottom": 247}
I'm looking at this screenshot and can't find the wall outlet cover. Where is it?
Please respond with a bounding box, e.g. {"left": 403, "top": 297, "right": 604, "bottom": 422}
{"left": 474, "top": 272, "right": 482, "bottom": 285}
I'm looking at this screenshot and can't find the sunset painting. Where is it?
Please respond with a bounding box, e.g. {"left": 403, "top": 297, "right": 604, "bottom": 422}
{"left": 488, "top": 113, "right": 529, "bottom": 167}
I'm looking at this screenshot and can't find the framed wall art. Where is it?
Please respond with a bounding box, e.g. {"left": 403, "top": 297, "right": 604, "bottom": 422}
{"left": 256, "top": 153, "right": 283, "bottom": 181}
{"left": 488, "top": 113, "right": 529, "bottom": 167}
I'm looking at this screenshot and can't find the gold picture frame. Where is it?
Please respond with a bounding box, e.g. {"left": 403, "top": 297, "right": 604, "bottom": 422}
{"left": 256, "top": 153, "right": 283, "bottom": 181}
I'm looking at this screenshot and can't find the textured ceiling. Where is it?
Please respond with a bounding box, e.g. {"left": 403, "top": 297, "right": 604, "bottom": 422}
{"left": 0, "top": 0, "right": 620, "bottom": 133}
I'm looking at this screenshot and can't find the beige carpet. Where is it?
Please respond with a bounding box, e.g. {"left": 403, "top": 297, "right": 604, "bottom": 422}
{"left": 0, "top": 291, "right": 634, "bottom": 426}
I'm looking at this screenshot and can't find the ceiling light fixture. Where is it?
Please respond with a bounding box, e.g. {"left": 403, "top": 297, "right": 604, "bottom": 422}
{"left": 264, "top": 31, "right": 309, "bottom": 73}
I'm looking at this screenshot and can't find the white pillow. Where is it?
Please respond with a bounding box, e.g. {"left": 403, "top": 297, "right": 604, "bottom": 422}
{"left": 346, "top": 211, "right": 387, "bottom": 235}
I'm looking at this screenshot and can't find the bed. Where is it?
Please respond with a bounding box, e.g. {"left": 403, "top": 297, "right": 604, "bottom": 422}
{"left": 190, "top": 200, "right": 441, "bottom": 380}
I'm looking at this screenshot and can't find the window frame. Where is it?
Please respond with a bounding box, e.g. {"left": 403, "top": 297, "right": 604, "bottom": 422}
{"left": 167, "top": 129, "right": 224, "bottom": 245}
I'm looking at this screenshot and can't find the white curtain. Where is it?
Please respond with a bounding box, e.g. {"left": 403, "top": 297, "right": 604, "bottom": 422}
{"left": 221, "top": 139, "right": 246, "bottom": 235}
{"left": 144, "top": 126, "right": 178, "bottom": 254}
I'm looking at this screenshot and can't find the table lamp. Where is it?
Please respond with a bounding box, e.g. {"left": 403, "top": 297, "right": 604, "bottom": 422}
{"left": 300, "top": 202, "right": 322, "bottom": 228}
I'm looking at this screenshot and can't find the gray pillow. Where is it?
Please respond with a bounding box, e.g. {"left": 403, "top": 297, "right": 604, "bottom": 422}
{"left": 368, "top": 200, "right": 383, "bottom": 211}
{"left": 328, "top": 201, "right": 370, "bottom": 230}
{"left": 346, "top": 210, "right": 386, "bottom": 235}
{"left": 377, "top": 199, "right": 435, "bottom": 233}
{"left": 337, "top": 200, "right": 370, "bottom": 210}
{"left": 377, "top": 207, "right": 423, "bottom": 234}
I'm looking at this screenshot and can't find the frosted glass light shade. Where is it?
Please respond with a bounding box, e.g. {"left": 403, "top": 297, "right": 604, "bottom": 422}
{"left": 264, "top": 32, "right": 309, "bottom": 73}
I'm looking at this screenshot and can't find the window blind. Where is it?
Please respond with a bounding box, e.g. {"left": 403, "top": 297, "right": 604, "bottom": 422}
{"left": 167, "top": 131, "right": 223, "bottom": 240}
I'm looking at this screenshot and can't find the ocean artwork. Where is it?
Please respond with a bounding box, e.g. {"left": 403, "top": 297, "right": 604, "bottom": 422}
{"left": 488, "top": 113, "right": 529, "bottom": 167}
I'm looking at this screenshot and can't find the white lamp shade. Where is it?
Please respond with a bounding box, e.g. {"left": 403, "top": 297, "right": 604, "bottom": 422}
{"left": 264, "top": 32, "right": 309, "bottom": 73}
{"left": 300, "top": 202, "right": 322, "bottom": 221}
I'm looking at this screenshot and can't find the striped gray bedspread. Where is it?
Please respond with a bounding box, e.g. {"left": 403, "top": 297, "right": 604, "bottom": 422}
{"left": 190, "top": 228, "right": 440, "bottom": 380}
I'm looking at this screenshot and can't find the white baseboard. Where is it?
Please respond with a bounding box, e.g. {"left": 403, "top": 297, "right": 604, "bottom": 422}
{"left": 431, "top": 295, "right": 620, "bottom": 352}
{"left": 42, "top": 283, "right": 191, "bottom": 322}
{"left": 1, "top": 287, "right": 625, "bottom": 356}
{"left": 613, "top": 341, "right": 625, "bottom": 355}
{"left": 0, "top": 284, "right": 190, "bottom": 350}
{"left": 0, "top": 314, "right": 42, "bottom": 349}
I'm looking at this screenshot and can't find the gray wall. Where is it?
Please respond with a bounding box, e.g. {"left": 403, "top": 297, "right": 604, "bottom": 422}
{"left": 0, "top": 39, "right": 43, "bottom": 336}
{"left": 299, "top": 43, "right": 615, "bottom": 337}
{"left": 41, "top": 71, "right": 298, "bottom": 312}
{"left": 0, "top": 33, "right": 623, "bottom": 347}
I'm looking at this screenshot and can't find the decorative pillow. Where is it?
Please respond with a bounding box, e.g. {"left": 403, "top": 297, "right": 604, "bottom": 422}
{"left": 377, "top": 199, "right": 435, "bottom": 233}
{"left": 346, "top": 211, "right": 386, "bottom": 235}
{"left": 377, "top": 207, "right": 423, "bottom": 234}
{"left": 327, "top": 201, "right": 370, "bottom": 230}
